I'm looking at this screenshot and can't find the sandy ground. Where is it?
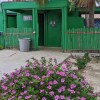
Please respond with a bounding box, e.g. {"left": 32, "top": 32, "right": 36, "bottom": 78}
{"left": 0, "top": 48, "right": 70, "bottom": 78}
{"left": 85, "top": 62, "right": 100, "bottom": 93}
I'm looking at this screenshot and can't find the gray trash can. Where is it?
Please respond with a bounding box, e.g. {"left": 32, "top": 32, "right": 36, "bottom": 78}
{"left": 19, "top": 38, "right": 30, "bottom": 52}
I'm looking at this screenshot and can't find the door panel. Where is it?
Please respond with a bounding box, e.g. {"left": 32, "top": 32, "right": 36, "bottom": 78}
{"left": 46, "top": 11, "right": 61, "bottom": 47}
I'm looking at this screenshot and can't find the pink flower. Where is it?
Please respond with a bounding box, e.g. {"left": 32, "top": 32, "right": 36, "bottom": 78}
{"left": 8, "top": 97, "right": 11, "bottom": 100}
{"left": 26, "top": 63, "right": 29, "bottom": 67}
{"left": 15, "top": 69, "right": 20, "bottom": 74}
{"left": 60, "top": 95, "right": 65, "bottom": 99}
{"left": 3, "top": 73, "right": 8, "bottom": 78}
{"left": 33, "top": 62, "right": 38, "bottom": 67}
{"left": 40, "top": 82, "right": 44, "bottom": 85}
{"left": 40, "top": 90, "right": 44, "bottom": 93}
{"left": 47, "top": 70, "right": 54, "bottom": 77}
{"left": 70, "top": 74, "right": 77, "bottom": 79}
{"left": 25, "top": 70, "right": 29, "bottom": 73}
{"left": 68, "top": 88, "right": 75, "bottom": 94}
{"left": 11, "top": 96, "right": 15, "bottom": 99}
{"left": 33, "top": 75, "right": 40, "bottom": 80}
{"left": 21, "top": 92, "right": 24, "bottom": 95}
{"left": 70, "top": 84, "right": 76, "bottom": 89}
{"left": 53, "top": 65, "right": 57, "bottom": 69}
{"left": 67, "top": 96, "right": 71, "bottom": 100}
{"left": 53, "top": 80, "right": 58, "bottom": 84}
{"left": 58, "top": 86, "right": 66, "bottom": 93}
{"left": 17, "top": 74, "right": 23, "bottom": 78}
{"left": 48, "top": 81, "right": 53, "bottom": 85}
{"left": 56, "top": 71, "right": 66, "bottom": 76}
{"left": 71, "top": 67, "right": 78, "bottom": 71}
{"left": 25, "top": 95, "right": 32, "bottom": 99}
{"left": 21, "top": 90, "right": 27, "bottom": 95}
{"left": 14, "top": 80, "right": 18, "bottom": 83}
{"left": 61, "top": 78, "right": 65, "bottom": 82}
{"left": 78, "top": 97, "right": 81, "bottom": 99}
{"left": 42, "top": 75, "right": 46, "bottom": 79}
{"left": 59, "top": 72, "right": 66, "bottom": 76}
{"left": 56, "top": 71, "right": 60, "bottom": 74}
{"left": 58, "top": 88, "right": 62, "bottom": 93}
{"left": 10, "top": 72, "right": 14, "bottom": 78}
{"left": 60, "top": 86, "right": 66, "bottom": 91}
{"left": 29, "top": 81, "right": 33, "bottom": 84}
{"left": 9, "top": 82, "right": 14, "bottom": 86}
{"left": 25, "top": 73, "right": 30, "bottom": 77}
{"left": 22, "top": 84, "right": 26, "bottom": 88}
{"left": 11, "top": 90, "right": 16, "bottom": 94}
{"left": 47, "top": 85, "right": 52, "bottom": 90}
{"left": 23, "top": 90, "right": 27, "bottom": 94}
{"left": 1, "top": 92, "right": 8, "bottom": 96}
{"left": 42, "top": 97, "right": 46, "bottom": 100}
{"left": 2, "top": 85, "right": 7, "bottom": 90}
{"left": 18, "top": 96, "right": 22, "bottom": 99}
{"left": 81, "top": 97, "right": 86, "bottom": 100}
{"left": 49, "top": 91, "right": 54, "bottom": 96}
{"left": 54, "top": 95, "right": 59, "bottom": 100}
{"left": 61, "top": 65, "right": 68, "bottom": 71}
{"left": 40, "top": 64, "right": 43, "bottom": 67}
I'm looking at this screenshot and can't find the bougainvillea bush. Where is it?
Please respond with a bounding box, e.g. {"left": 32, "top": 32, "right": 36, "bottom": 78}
{"left": 0, "top": 57, "right": 97, "bottom": 100}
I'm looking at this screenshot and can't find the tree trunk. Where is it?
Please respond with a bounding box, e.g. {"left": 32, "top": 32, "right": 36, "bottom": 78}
{"left": 88, "top": 0, "right": 95, "bottom": 28}
{"left": 89, "top": 10, "right": 94, "bottom": 27}
{"left": 85, "top": 14, "right": 89, "bottom": 27}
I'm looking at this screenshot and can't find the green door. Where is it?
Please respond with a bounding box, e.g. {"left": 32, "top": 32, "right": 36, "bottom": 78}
{"left": 46, "top": 11, "right": 61, "bottom": 47}
{"left": 7, "top": 15, "right": 17, "bottom": 28}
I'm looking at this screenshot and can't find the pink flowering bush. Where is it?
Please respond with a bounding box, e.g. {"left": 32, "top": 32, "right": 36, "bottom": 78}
{"left": 0, "top": 57, "right": 97, "bottom": 100}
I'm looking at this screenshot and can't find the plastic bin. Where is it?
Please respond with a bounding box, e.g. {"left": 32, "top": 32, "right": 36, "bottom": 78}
{"left": 19, "top": 38, "right": 30, "bottom": 52}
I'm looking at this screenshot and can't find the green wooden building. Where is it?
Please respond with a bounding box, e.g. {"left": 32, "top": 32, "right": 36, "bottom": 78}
{"left": 0, "top": 0, "right": 100, "bottom": 51}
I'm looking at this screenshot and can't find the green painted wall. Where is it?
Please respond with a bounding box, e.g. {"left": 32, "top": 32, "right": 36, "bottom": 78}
{"left": 17, "top": 14, "right": 32, "bottom": 28}
{"left": 6, "top": 13, "right": 33, "bottom": 28}
{"left": 0, "top": 12, "right": 3, "bottom": 32}
{"left": 1, "top": 0, "right": 67, "bottom": 10}
{"left": 68, "top": 17, "right": 84, "bottom": 29}
{"left": 68, "top": 11, "right": 79, "bottom": 17}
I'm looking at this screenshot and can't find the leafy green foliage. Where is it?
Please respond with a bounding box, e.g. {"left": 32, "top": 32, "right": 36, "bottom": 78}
{"left": 76, "top": 53, "right": 91, "bottom": 69}
{"left": 35, "top": 0, "right": 47, "bottom": 5}
{"left": 0, "top": 57, "right": 97, "bottom": 100}
{"left": 0, "top": 45, "right": 3, "bottom": 50}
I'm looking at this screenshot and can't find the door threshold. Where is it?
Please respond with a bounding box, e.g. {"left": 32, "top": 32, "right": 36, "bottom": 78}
{"left": 39, "top": 46, "right": 62, "bottom": 51}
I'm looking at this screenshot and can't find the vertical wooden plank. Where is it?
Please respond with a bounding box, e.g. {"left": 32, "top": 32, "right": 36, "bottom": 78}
{"left": 82, "top": 27, "right": 85, "bottom": 50}
{"left": 86, "top": 28, "right": 88, "bottom": 50}
{"left": 67, "top": 29, "right": 70, "bottom": 49}
{"left": 97, "top": 28, "right": 100, "bottom": 50}
{"left": 32, "top": 8, "right": 38, "bottom": 50}
{"left": 94, "top": 28, "right": 96, "bottom": 50}
{"left": 93, "top": 28, "right": 95, "bottom": 50}
{"left": 2, "top": 10, "right": 6, "bottom": 48}
{"left": 3, "top": 10, "right": 6, "bottom": 33}
{"left": 72, "top": 28, "right": 74, "bottom": 49}
{"left": 62, "top": 7, "right": 67, "bottom": 51}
